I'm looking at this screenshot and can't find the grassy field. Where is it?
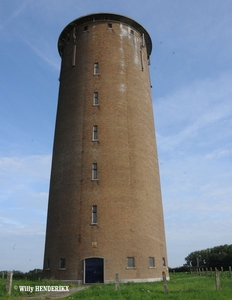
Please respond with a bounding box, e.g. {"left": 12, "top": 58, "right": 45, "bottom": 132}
{"left": 70, "top": 273, "right": 232, "bottom": 300}
{"left": 0, "top": 272, "right": 232, "bottom": 299}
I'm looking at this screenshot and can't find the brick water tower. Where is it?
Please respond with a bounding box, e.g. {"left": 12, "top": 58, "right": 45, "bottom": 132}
{"left": 43, "top": 13, "right": 168, "bottom": 283}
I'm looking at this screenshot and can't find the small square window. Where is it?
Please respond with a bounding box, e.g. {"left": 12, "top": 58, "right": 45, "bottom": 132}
{"left": 94, "top": 63, "right": 99, "bottom": 75}
{"left": 108, "top": 23, "right": 112, "bottom": 29}
{"left": 83, "top": 25, "right": 88, "bottom": 31}
{"left": 59, "top": 258, "right": 66, "bottom": 269}
{"left": 149, "top": 257, "right": 155, "bottom": 268}
{"left": 92, "top": 205, "right": 97, "bottom": 224}
{"left": 127, "top": 257, "right": 135, "bottom": 268}
{"left": 92, "top": 163, "right": 98, "bottom": 180}
{"left": 93, "top": 92, "right": 98, "bottom": 105}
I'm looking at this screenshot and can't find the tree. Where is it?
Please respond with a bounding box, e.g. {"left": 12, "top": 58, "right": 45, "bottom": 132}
{"left": 185, "top": 244, "right": 232, "bottom": 269}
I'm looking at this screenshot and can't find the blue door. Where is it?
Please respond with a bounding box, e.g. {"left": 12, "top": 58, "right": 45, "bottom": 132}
{"left": 85, "top": 258, "right": 104, "bottom": 283}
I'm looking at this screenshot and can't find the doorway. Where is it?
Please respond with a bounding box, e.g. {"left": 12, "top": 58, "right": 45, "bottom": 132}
{"left": 85, "top": 258, "right": 104, "bottom": 283}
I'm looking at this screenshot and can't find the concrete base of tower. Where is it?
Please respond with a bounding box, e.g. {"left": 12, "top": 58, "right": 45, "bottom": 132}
{"left": 60, "top": 280, "right": 83, "bottom": 285}
{"left": 104, "top": 277, "right": 170, "bottom": 284}
{"left": 58, "top": 277, "right": 170, "bottom": 285}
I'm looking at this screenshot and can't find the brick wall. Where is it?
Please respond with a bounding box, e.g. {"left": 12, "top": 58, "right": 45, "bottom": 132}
{"left": 43, "top": 14, "right": 168, "bottom": 283}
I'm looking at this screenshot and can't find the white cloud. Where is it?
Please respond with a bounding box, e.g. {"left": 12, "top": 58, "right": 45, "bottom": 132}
{"left": 205, "top": 144, "right": 232, "bottom": 160}
{"left": 0, "top": 231, "right": 46, "bottom": 272}
{"left": 160, "top": 147, "right": 232, "bottom": 266}
{"left": 20, "top": 37, "right": 60, "bottom": 71}
{"left": 0, "top": 0, "right": 29, "bottom": 32}
{"left": 155, "top": 72, "right": 232, "bottom": 153}
{"left": 0, "top": 155, "right": 51, "bottom": 181}
{"left": 155, "top": 72, "right": 232, "bottom": 265}
{"left": 0, "top": 154, "right": 50, "bottom": 226}
{"left": 0, "top": 154, "right": 50, "bottom": 270}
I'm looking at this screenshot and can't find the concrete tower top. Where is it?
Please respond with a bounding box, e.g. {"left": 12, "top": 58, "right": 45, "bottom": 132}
{"left": 58, "top": 12, "right": 152, "bottom": 57}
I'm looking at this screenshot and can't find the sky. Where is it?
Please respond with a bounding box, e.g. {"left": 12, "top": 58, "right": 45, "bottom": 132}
{"left": 0, "top": 0, "right": 232, "bottom": 272}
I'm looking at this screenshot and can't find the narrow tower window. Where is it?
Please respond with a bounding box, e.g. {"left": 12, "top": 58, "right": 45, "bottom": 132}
{"left": 72, "top": 45, "right": 76, "bottom": 67}
{"left": 149, "top": 257, "right": 155, "bottom": 268}
{"left": 46, "top": 259, "right": 50, "bottom": 270}
{"left": 92, "top": 205, "right": 97, "bottom": 224}
{"left": 108, "top": 23, "right": 112, "bottom": 29}
{"left": 130, "top": 29, "right": 134, "bottom": 35}
{"left": 59, "top": 258, "right": 66, "bottom": 269}
{"left": 127, "top": 257, "right": 135, "bottom": 268}
{"left": 92, "top": 125, "right": 98, "bottom": 141}
{"left": 83, "top": 25, "right": 88, "bottom": 32}
{"left": 92, "top": 163, "right": 98, "bottom": 180}
{"left": 93, "top": 92, "right": 99, "bottom": 106}
{"left": 162, "top": 257, "right": 166, "bottom": 267}
{"left": 94, "top": 63, "right": 99, "bottom": 75}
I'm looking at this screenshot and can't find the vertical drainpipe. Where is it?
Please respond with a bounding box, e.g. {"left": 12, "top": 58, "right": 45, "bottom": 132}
{"left": 72, "top": 28, "right": 77, "bottom": 67}
{"left": 140, "top": 33, "right": 145, "bottom": 71}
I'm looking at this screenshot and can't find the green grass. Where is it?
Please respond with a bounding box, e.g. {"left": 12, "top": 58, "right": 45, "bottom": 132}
{"left": 0, "top": 273, "right": 232, "bottom": 299}
{"left": 67, "top": 274, "right": 232, "bottom": 300}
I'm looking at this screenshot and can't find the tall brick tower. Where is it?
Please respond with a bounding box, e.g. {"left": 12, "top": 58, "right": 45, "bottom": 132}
{"left": 43, "top": 13, "right": 168, "bottom": 283}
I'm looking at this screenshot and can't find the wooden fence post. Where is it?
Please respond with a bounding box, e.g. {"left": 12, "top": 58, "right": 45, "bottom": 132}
{"left": 221, "top": 267, "right": 224, "bottom": 277}
{"left": 2, "top": 271, "right": 4, "bottom": 279}
{"left": 115, "top": 273, "right": 120, "bottom": 290}
{"left": 229, "top": 266, "right": 232, "bottom": 279}
{"left": 162, "top": 271, "right": 168, "bottom": 293}
{"left": 215, "top": 268, "right": 220, "bottom": 291}
{"left": 6, "top": 271, "right": 13, "bottom": 295}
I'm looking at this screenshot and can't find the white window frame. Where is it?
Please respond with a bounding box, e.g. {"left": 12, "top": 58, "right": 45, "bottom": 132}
{"left": 92, "top": 125, "right": 98, "bottom": 141}
{"left": 92, "top": 163, "right": 98, "bottom": 180}
{"left": 93, "top": 92, "right": 99, "bottom": 106}
{"left": 92, "top": 205, "right": 97, "bottom": 224}
{"left": 94, "top": 62, "right": 99, "bottom": 75}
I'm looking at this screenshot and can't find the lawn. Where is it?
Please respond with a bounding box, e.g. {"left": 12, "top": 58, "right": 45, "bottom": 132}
{"left": 68, "top": 273, "right": 232, "bottom": 300}
{"left": 0, "top": 272, "right": 232, "bottom": 299}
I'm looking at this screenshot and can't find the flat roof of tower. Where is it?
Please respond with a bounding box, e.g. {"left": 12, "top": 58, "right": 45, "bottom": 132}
{"left": 58, "top": 12, "right": 152, "bottom": 57}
